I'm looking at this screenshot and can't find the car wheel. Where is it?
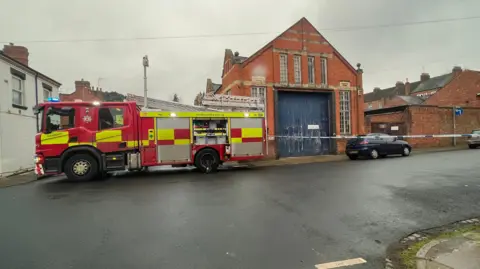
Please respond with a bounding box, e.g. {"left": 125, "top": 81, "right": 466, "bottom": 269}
{"left": 194, "top": 148, "right": 220, "bottom": 173}
{"left": 64, "top": 153, "right": 99, "bottom": 181}
{"left": 348, "top": 155, "right": 358, "bottom": 160}
{"left": 468, "top": 145, "right": 476, "bottom": 149}
{"left": 370, "top": 149, "right": 379, "bottom": 159}
{"left": 402, "top": 146, "right": 411, "bottom": 156}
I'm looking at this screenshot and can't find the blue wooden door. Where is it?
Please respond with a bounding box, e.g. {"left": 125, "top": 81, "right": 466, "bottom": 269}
{"left": 276, "top": 91, "right": 331, "bottom": 157}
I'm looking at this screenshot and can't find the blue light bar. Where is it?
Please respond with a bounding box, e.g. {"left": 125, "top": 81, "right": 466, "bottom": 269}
{"left": 47, "top": 97, "right": 60, "bottom": 102}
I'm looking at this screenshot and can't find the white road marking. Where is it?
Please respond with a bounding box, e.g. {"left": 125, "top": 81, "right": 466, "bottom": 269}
{"left": 315, "top": 257, "right": 367, "bottom": 269}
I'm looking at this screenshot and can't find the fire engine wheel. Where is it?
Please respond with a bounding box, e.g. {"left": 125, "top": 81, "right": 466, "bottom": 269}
{"left": 194, "top": 148, "right": 220, "bottom": 174}
{"left": 64, "top": 154, "right": 99, "bottom": 181}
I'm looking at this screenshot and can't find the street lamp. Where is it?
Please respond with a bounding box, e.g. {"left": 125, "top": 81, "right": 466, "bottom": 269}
{"left": 143, "top": 55, "right": 149, "bottom": 109}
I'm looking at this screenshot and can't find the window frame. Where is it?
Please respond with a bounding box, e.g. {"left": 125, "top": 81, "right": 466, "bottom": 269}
{"left": 279, "top": 53, "right": 288, "bottom": 84}
{"left": 339, "top": 90, "right": 351, "bottom": 134}
{"left": 320, "top": 57, "right": 328, "bottom": 85}
{"left": 98, "top": 107, "right": 126, "bottom": 130}
{"left": 293, "top": 55, "right": 301, "bottom": 84}
{"left": 12, "top": 75, "right": 24, "bottom": 106}
{"left": 307, "top": 56, "right": 315, "bottom": 84}
{"left": 251, "top": 86, "right": 266, "bottom": 100}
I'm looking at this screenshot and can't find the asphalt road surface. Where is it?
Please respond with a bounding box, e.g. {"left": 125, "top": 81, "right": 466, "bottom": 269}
{"left": 1, "top": 150, "right": 479, "bottom": 269}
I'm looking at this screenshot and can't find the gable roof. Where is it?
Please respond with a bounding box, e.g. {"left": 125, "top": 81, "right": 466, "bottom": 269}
{"left": 364, "top": 72, "right": 452, "bottom": 103}
{"left": 240, "top": 17, "right": 358, "bottom": 74}
{"left": 411, "top": 73, "right": 454, "bottom": 93}
{"left": 0, "top": 51, "right": 62, "bottom": 87}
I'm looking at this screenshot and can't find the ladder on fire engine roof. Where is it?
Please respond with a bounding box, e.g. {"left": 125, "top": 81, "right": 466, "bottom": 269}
{"left": 201, "top": 94, "right": 265, "bottom": 111}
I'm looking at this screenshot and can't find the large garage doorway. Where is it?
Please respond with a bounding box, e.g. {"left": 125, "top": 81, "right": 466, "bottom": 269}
{"left": 275, "top": 91, "right": 332, "bottom": 157}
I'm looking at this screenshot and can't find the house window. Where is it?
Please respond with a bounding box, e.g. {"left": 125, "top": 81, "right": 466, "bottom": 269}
{"left": 43, "top": 88, "right": 52, "bottom": 101}
{"left": 293, "top": 55, "right": 301, "bottom": 84}
{"left": 307, "top": 56, "right": 315, "bottom": 84}
{"left": 12, "top": 75, "right": 24, "bottom": 106}
{"left": 339, "top": 91, "right": 351, "bottom": 134}
{"left": 251, "top": 87, "right": 266, "bottom": 100}
{"left": 320, "top": 57, "right": 328, "bottom": 85}
{"left": 279, "top": 54, "right": 288, "bottom": 84}
{"left": 99, "top": 107, "right": 125, "bottom": 130}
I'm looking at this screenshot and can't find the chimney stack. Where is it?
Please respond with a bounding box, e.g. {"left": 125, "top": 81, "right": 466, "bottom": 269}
{"left": 452, "top": 66, "right": 462, "bottom": 76}
{"left": 75, "top": 79, "right": 91, "bottom": 92}
{"left": 206, "top": 78, "right": 213, "bottom": 94}
{"left": 3, "top": 43, "right": 29, "bottom": 66}
{"left": 420, "top": 73, "right": 430, "bottom": 82}
{"left": 373, "top": 87, "right": 381, "bottom": 94}
{"left": 405, "top": 81, "right": 411, "bottom": 96}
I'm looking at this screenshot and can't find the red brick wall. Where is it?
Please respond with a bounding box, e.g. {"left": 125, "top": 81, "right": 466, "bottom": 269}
{"left": 364, "top": 112, "right": 406, "bottom": 134}
{"left": 409, "top": 106, "right": 480, "bottom": 147}
{"left": 60, "top": 80, "right": 103, "bottom": 102}
{"left": 424, "top": 70, "right": 480, "bottom": 107}
{"left": 364, "top": 105, "right": 480, "bottom": 148}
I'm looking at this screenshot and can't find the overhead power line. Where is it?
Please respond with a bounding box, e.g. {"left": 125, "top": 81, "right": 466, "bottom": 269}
{"left": 2, "top": 15, "right": 479, "bottom": 44}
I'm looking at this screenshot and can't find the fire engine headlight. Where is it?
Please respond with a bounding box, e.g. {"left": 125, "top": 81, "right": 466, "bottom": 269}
{"left": 34, "top": 155, "right": 42, "bottom": 164}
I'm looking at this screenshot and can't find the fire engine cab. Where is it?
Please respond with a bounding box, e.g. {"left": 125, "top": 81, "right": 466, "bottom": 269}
{"left": 33, "top": 100, "right": 266, "bottom": 181}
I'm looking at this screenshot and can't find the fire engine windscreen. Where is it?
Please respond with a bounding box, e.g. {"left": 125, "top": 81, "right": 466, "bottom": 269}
{"left": 44, "top": 107, "right": 75, "bottom": 132}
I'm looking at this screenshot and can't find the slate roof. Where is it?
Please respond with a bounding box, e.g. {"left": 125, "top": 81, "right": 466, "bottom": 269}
{"left": 398, "top": 95, "right": 425, "bottom": 105}
{"left": 410, "top": 73, "right": 454, "bottom": 93}
{"left": 364, "top": 73, "right": 451, "bottom": 103}
{"left": 212, "top": 83, "right": 222, "bottom": 92}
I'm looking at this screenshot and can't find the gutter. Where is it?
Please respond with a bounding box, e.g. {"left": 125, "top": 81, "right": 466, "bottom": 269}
{"left": 35, "top": 72, "right": 39, "bottom": 132}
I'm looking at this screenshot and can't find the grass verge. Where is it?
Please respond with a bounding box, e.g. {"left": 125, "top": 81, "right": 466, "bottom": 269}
{"left": 400, "top": 225, "right": 480, "bottom": 269}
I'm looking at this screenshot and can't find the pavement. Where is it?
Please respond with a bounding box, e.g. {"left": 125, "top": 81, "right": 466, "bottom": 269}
{"left": 0, "top": 149, "right": 479, "bottom": 269}
{"left": 418, "top": 228, "right": 480, "bottom": 269}
{"left": 387, "top": 219, "right": 480, "bottom": 269}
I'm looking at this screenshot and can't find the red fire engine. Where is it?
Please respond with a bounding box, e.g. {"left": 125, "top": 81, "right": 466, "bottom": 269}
{"left": 33, "top": 101, "right": 266, "bottom": 181}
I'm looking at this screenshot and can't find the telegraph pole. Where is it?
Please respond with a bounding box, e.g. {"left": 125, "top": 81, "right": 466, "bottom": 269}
{"left": 143, "top": 55, "right": 149, "bottom": 109}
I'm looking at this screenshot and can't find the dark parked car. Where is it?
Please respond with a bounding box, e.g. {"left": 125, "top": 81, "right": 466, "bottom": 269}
{"left": 468, "top": 129, "right": 480, "bottom": 149}
{"left": 345, "top": 133, "right": 412, "bottom": 160}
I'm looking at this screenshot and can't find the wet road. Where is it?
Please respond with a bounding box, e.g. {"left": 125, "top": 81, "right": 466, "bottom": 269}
{"left": 1, "top": 150, "right": 479, "bottom": 269}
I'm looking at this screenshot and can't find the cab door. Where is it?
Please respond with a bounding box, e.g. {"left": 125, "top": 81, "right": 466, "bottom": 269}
{"left": 95, "top": 105, "right": 131, "bottom": 153}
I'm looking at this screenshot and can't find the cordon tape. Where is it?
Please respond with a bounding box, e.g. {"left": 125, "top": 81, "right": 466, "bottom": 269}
{"left": 269, "top": 134, "right": 480, "bottom": 139}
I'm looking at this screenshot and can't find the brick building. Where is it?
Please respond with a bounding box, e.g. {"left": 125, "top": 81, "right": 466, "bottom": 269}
{"left": 364, "top": 67, "right": 466, "bottom": 110}
{"left": 205, "top": 17, "right": 365, "bottom": 157}
{"left": 364, "top": 69, "right": 480, "bottom": 148}
{"left": 59, "top": 79, "right": 125, "bottom": 102}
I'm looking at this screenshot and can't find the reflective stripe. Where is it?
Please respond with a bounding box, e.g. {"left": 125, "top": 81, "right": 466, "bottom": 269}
{"left": 41, "top": 131, "right": 69, "bottom": 145}
{"left": 96, "top": 130, "right": 122, "bottom": 142}
{"left": 69, "top": 142, "right": 97, "bottom": 147}
{"left": 174, "top": 139, "right": 190, "bottom": 145}
{"left": 141, "top": 111, "right": 265, "bottom": 118}
{"left": 232, "top": 138, "right": 242, "bottom": 144}
{"left": 157, "top": 129, "right": 174, "bottom": 140}
{"left": 126, "top": 140, "right": 150, "bottom": 147}
{"left": 242, "top": 128, "right": 263, "bottom": 138}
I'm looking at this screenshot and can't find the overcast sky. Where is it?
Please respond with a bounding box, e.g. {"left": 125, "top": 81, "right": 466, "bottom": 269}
{"left": 1, "top": 0, "right": 479, "bottom": 103}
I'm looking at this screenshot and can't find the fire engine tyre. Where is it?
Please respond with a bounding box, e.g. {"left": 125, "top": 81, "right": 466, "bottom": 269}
{"left": 194, "top": 148, "right": 220, "bottom": 174}
{"left": 64, "top": 154, "right": 99, "bottom": 181}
